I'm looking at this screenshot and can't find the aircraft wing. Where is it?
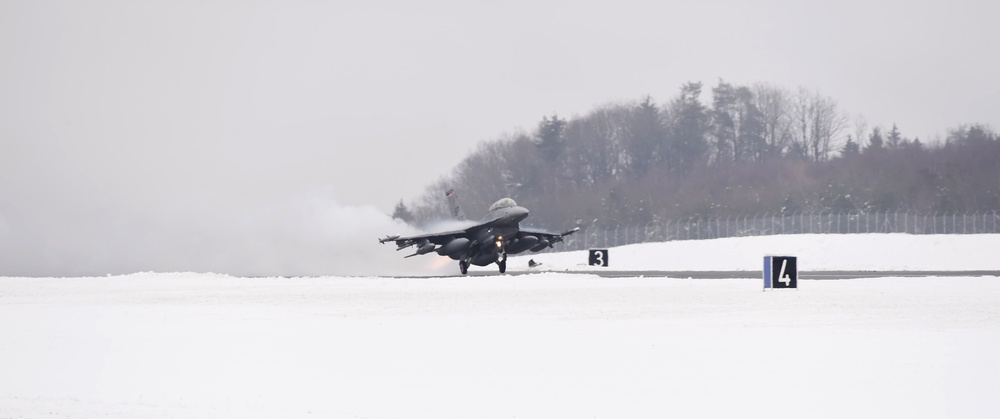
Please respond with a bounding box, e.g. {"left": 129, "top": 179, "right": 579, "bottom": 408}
{"left": 512, "top": 227, "right": 580, "bottom": 253}
{"left": 379, "top": 229, "right": 470, "bottom": 247}
{"left": 380, "top": 224, "right": 578, "bottom": 259}
{"left": 378, "top": 220, "right": 491, "bottom": 258}
{"left": 519, "top": 227, "right": 580, "bottom": 243}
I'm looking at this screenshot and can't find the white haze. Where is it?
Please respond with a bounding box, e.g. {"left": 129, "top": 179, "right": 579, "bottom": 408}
{"left": 0, "top": 187, "right": 455, "bottom": 277}
{"left": 2, "top": 1, "right": 998, "bottom": 277}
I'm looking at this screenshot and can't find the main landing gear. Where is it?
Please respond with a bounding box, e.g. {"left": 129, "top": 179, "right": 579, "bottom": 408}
{"left": 458, "top": 252, "right": 508, "bottom": 275}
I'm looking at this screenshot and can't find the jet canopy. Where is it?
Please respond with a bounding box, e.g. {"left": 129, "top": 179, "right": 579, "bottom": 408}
{"left": 488, "top": 197, "right": 518, "bottom": 212}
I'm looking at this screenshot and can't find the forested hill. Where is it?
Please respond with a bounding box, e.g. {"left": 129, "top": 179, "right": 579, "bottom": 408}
{"left": 393, "top": 80, "right": 1000, "bottom": 230}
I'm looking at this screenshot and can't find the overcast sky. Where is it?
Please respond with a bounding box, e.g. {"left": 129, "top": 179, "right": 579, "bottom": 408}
{"left": 2, "top": 0, "right": 998, "bottom": 276}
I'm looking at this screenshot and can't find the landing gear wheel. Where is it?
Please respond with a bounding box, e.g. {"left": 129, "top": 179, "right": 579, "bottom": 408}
{"left": 498, "top": 253, "right": 507, "bottom": 274}
{"left": 459, "top": 261, "right": 469, "bottom": 275}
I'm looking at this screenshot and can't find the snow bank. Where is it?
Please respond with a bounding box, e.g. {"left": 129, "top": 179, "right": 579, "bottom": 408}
{"left": 507, "top": 233, "right": 1000, "bottom": 272}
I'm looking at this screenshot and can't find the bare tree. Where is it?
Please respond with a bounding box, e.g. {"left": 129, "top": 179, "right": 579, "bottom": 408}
{"left": 852, "top": 114, "right": 869, "bottom": 149}
{"left": 464, "top": 140, "right": 520, "bottom": 206}
{"left": 409, "top": 177, "right": 455, "bottom": 225}
{"left": 792, "top": 87, "right": 849, "bottom": 161}
{"left": 403, "top": 81, "right": 1000, "bottom": 229}
{"left": 564, "top": 103, "right": 631, "bottom": 184}
{"left": 751, "top": 83, "right": 793, "bottom": 158}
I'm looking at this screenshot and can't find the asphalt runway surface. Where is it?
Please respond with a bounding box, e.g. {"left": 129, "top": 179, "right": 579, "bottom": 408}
{"left": 449, "top": 270, "right": 1000, "bottom": 279}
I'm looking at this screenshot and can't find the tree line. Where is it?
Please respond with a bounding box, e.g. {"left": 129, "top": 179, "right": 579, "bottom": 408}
{"left": 393, "top": 80, "right": 1000, "bottom": 230}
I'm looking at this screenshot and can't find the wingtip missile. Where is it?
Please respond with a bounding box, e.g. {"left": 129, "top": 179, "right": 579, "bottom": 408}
{"left": 379, "top": 235, "right": 400, "bottom": 244}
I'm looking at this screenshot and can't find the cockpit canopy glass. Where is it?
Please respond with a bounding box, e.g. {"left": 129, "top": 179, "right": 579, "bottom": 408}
{"left": 489, "top": 198, "right": 517, "bottom": 212}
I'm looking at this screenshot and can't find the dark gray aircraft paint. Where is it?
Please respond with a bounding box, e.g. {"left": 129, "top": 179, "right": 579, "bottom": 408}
{"left": 380, "top": 192, "right": 578, "bottom": 274}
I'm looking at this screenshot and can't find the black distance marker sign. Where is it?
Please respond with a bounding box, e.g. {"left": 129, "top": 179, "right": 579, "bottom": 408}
{"left": 764, "top": 256, "right": 797, "bottom": 289}
{"left": 589, "top": 249, "right": 609, "bottom": 267}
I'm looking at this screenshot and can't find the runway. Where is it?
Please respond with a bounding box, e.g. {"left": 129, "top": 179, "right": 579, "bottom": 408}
{"left": 4, "top": 272, "right": 1000, "bottom": 418}
{"left": 451, "top": 270, "right": 1000, "bottom": 279}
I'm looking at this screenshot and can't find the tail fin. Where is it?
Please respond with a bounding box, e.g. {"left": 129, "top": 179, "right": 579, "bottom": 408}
{"left": 446, "top": 189, "right": 465, "bottom": 221}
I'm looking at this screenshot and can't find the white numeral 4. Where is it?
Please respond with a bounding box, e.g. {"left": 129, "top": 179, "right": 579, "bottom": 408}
{"left": 778, "top": 259, "right": 791, "bottom": 285}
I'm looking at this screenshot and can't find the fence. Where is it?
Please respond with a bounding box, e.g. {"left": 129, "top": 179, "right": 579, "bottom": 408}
{"left": 557, "top": 211, "right": 1000, "bottom": 251}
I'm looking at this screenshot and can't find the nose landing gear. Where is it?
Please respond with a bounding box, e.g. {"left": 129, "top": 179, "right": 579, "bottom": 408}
{"left": 497, "top": 252, "right": 507, "bottom": 274}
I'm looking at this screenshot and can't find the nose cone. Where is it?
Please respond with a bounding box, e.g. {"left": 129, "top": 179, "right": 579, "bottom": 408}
{"left": 513, "top": 206, "right": 529, "bottom": 222}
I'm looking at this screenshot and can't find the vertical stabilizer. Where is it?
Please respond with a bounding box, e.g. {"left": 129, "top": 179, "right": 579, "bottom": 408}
{"left": 446, "top": 189, "right": 465, "bottom": 221}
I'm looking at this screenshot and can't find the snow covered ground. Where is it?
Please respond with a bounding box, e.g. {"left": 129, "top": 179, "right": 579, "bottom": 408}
{"left": 504, "top": 233, "right": 1000, "bottom": 272}
{"left": 2, "top": 234, "right": 999, "bottom": 418}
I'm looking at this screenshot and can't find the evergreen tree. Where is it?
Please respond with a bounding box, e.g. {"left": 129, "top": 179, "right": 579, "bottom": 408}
{"left": 963, "top": 124, "right": 997, "bottom": 144}
{"left": 535, "top": 114, "right": 566, "bottom": 160}
{"left": 627, "top": 96, "right": 666, "bottom": 175}
{"left": 710, "top": 80, "right": 737, "bottom": 164}
{"left": 865, "top": 127, "right": 884, "bottom": 153}
{"left": 667, "top": 82, "right": 709, "bottom": 170}
{"left": 404, "top": 80, "right": 1000, "bottom": 225}
{"left": 735, "top": 86, "right": 766, "bottom": 162}
{"left": 842, "top": 135, "right": 860, "bottom": 156}
{"left": 886, "top": 123, "right": 902, "bottom": 148}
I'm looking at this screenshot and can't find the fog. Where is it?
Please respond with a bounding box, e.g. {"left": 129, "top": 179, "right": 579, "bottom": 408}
{"left": 2, "top": 0, "right": 998, "bottom": 276}
{"left": 0, "top": 184, "right": 461, "bottom": 277}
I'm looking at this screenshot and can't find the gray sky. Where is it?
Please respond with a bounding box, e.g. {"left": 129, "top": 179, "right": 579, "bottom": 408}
{"left": 2, "top": 0, "right": 998, "bottom": 276}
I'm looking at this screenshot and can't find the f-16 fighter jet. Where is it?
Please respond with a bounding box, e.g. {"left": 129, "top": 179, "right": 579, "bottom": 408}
{"left": 380, "top": 190, "right": 578, "bottom": 274}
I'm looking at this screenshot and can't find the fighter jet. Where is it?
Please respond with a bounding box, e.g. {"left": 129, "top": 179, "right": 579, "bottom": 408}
{"left": 379, "top": 190, "right": 578, "bottom": 274}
